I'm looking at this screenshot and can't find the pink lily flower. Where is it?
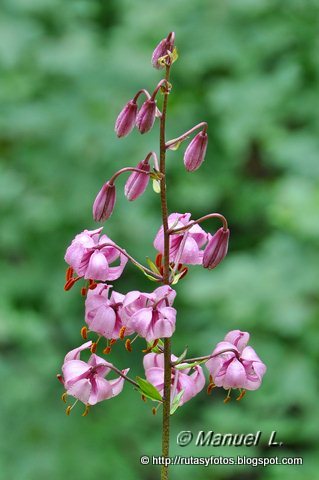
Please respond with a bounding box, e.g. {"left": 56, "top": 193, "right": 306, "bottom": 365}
{"left": 154, "top": 213, "right": 208, "bottom": 265}
{"left": 61, "top": 341, "right": 129, "bottom": 405}
{"left": 64, "top": 228, "right": 127, "bottom": 281}
{"left": 85, "top": 284, "right": 134, "bottom": 339}
{"left": 144, "top": 353, "right": 205, "bottom": 406}
{"left": 205, "top": 330, "right": 267, "bottom": 391}
{"left": 122, "top": 285, "right": 176, "bottom": 342}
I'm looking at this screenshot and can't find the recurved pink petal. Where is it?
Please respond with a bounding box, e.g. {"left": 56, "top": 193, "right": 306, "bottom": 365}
{"left": 67, "top": 378, "right": 91, "bottom": 404}
{"left": 223, "top": 358, "right": 247, "bottom": 389}
{"left": 211, "top": 341, "right": 239, "bottom": 357}
{"left": 130, "top": 307, "right": 153, "bottom": 338}
{"left": 106, "top": 252, "right": 128, "bottom": 281}
{"left": 89, "top": 377, "right": 113, "bottom": 405}
{"left": 88, "top": 305, "right": 116, "bottom": 338}
{"left": 109, "top": 368, "right": 129, "bottom": 397}
{"left": 145, "top": 367, "right": 164, "bottom": 392}
{"left": 64, "top": 341, "right": 92, "bottom": 362}
{"left": 240, "top": 345, "right": 263, "bottom": 363}
{"left": 62, "top": 360, "right": 90, "bottom": 386}
{"left": 224, "top": 330, "right": 249, "bottom": 352}
{"left": 85, "top": 251, "right": 109, "bottom": 281}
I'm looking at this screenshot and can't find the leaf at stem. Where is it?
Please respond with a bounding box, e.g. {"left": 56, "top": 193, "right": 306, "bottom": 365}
{"left": 136, "top": 377, "right": 162, "bottom": 402}
{"left": 146, "top": 257, "right": 160, "bottom": 274}
{"left": 170, "top": 389, "right": 184, "bottom": 415}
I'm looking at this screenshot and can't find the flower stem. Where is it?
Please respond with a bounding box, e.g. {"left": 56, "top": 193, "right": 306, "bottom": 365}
{"left": 165, "top": 122, "right": 207, "bottom": 149}
{"left": 160, "top": 64, "right": 171, "bottom": 480}
{"left": 172, "top": 348, "right": 240, "bottom": 366}
{"left": 97, "top": 242, "right": 162, "bottom": 280}
{"left": 168, "top": 212, "right": 228, "bottom": 235}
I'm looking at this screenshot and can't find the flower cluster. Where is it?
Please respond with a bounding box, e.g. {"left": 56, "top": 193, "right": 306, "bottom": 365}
{"left": 84, "top": 284, "right": 176, "bottom": 343}
{"left": 58, "top": 32, "right": 266, "bottom": 423}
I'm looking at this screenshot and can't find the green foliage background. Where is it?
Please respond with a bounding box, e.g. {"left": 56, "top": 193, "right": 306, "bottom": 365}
{"left": 1, "top": 0, "right": 319, "bottom": 479}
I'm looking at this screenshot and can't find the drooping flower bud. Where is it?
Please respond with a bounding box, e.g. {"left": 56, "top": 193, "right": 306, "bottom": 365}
{"left": 136, "top": 99, "right": 156, "bottom": 134}
{"left": 152, "top": 33, "right": 175, "bottom": 69}
{"left": 202, "top": 227, "right": 230, "bottom": 269}
{"left": 93, "top": 182, "right": 116, "bottom": 222}
{"left": 125, "top": 159, "right": 150, "bottom": 201}
{"left": 184, "top": 131, "right": 208, "bottom": 172}
{"left": 115, "top": 100, "right": 138, "bottom": 138}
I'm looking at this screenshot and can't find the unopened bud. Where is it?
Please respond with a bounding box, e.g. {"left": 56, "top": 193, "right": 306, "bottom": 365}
{"left": 184, "top": 131, "right": 208, "bottom": 172}
{"left": 152, "top": 33, "right": 175, "bottom": 69}
{"left": 203, "top": 228, "right": 230, "bottom": 270}
{"left": 115, "top": 100, "right": 138, "bottom": 138}
{"left": 92, "top": 181, "right": 116, "bottom": 222}
{"left": 136, "top": 99, "right": 156, "bottom": 134}
{"left": 125, "top": 159, "right": 150, "bottom": 201}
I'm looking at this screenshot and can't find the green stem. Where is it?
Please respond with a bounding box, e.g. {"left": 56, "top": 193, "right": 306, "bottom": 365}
{"left": 160, "top": 64, "right": 171, "bottom": 480}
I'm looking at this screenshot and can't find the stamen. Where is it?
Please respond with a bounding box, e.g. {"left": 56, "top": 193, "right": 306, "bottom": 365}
{"left": 141, "top": 395, "right": 147, "bottom": 402}
{"left": 56, "top": 374, "right": 64, "bottom": 385}
{"left": 81, "top": 326, "right": 88, "bottom": 340}
{"left": 88, "top": 280, "right": 97, "bottom": 290}
{"left": 103, "top": 346, "right": 111, "bottom": 354}
{"left": 61, "top": 392, "right": 68, "bottom": 403}
{"left": 110, "top": 339, "right": 117, "bottom": 346}
{"left": 224, "top": 389, "right": 232, "bottom": 404}
{"left": 125, "top": 339, "right": 132, "bottom": 352}
{"left": 64, "top": 276, "right": 81, "bottom": 291}
{"left": 82, "top": 404, "right": 90, "bottom": 417}
{"left": 152, "top": 404, "right": 161, "bottom": 415}
{"left": 65, "top": 399, "right": 78, "bottom": 415}
{"left": 142, "top": 339, "right": 159, "bottom": 353}
{"left": 119, "top": 326, "right": 126, "bottom": 340}
{"left": 179, "top": 267, "right": 189, "bottom": 279}
{"left": 155, "top": 253, "right": 163, "bottom": 268}
{"left": 209, "top": 374, "right": 213, "bottom": 384}
{"left": 236, "top": 389, "right": 246, "bottom": 401}
{"left": 66, "top": 267, "right": 74, "bottom": 281}
{"left": 207, "top": 383, "right": 216, "bottom": 395}
{"left": 81, "top": 287, "right": 87, "bottom": 297}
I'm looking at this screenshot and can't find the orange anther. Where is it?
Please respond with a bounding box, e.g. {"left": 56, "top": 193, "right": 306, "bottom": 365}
{"left": 119, "top": 326, "right": 126, "bottom": 340}
{"left": 81, "top": 326, "right": 88, "bottom": 340}
{"left": 125, "top": 339, "right": 132, "bottom": 352}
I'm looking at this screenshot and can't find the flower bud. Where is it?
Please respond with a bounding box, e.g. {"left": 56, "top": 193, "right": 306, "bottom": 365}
{"left": 152, "top": 34, "right": 174, "bottom": 69}
{"left": 203, "top": 227, "right": 230, "bottom": 269}
{"left": 184, "top": 131, "right": 208, "bottom": 172}
{"left": 136, "top": 99, "right": 156, "bottom": 134}
{"left": 115, "top": 100, "right": 137, "bottom": 138}
{"left": 125, "top": 160, "right": 150, "bottom": 201}
{"left": 93, "top": 181, "right": 116, "bottom": 222}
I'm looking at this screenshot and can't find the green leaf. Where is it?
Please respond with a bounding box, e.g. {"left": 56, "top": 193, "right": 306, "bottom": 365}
{"left": 171, "top": 270, "right": 185, "bottom": 285}
{"left": 170, "top": 46, "right": 178, "bottom": 64}
{"left": 167, "top": 140, "right": 182, "bottom": 151}
{"left": 146, "top": 257, "right": 160, "bottom": 274}
{"left": 170, "top": 389, "right": 184, "bottom": 415}
{"left": 172, "top": 347, "right": 188, "bottom": 365}
{"left": 136, "top": 377, "right": 162, "bottom": 402}
{"left": 175, "top": 360, "right": 205, "bottom": 370}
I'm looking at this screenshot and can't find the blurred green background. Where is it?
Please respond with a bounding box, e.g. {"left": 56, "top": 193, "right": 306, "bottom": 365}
{"left": 1, "top": 0, "right": 319, "bottom": 479}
